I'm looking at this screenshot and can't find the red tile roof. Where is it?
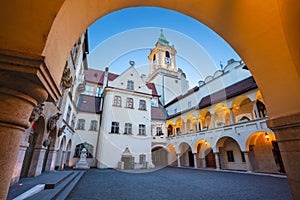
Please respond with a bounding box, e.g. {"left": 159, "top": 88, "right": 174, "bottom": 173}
{"left": 198, "top": 76, "right": 257, "bottom": 109}
{"left": 146, "top": 82, "right": 159, "bottom": 96}
{"left": 77, "top": 94, "right": 101, "bottom": 113}
{"left": 84, "top": 69, "right": 119, "bottom": 84}
{"left": 151, "top": 106, "right": 167, "bottom": 120}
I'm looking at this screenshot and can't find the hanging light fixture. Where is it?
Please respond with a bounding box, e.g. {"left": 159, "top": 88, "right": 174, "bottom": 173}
{"left": 204, "top": 140, "right": 208, "bottom": 145}
{"left": 265, "top": 132, "right": 270, "bottom": 141}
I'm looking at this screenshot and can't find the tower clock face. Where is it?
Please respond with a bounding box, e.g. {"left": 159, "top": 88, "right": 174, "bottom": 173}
{"left": 165, "top": 57, "right": 171, "bottom": 64}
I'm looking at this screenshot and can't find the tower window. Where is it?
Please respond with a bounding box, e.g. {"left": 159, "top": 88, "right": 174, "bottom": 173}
{"left": 165, "top": 51, "right": 170, "bottom": 58}
{"left": 153, "top": 54, "right": 156, "bottom": 61}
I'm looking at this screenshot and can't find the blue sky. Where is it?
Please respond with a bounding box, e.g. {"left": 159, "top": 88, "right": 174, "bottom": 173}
{"left": 87, "top": 7, "right": 241, "bottom": 87}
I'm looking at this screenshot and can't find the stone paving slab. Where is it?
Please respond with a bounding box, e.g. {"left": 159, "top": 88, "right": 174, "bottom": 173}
{"left": 66, "top": 167, "right": 293, "bottom": 200}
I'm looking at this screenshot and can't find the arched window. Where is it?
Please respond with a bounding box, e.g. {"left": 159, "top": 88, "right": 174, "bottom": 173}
{"left": 74, "top": 142, "right": 93, "bottom": 158}
{"left": 165, "top": 51, "right": 170, "bottom": 58}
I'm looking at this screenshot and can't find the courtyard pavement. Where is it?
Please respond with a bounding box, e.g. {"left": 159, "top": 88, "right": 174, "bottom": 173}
{"left": 66, "top": 167, "right": 292, "bottom": 200}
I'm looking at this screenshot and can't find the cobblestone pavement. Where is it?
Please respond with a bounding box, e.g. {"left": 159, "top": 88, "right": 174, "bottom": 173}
{"left": 66, "top": 167, "right": 292, "bottom": 200}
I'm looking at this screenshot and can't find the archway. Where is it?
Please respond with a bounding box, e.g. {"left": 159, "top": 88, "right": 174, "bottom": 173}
{"left": 194, "top": 140, "right": 216, "bottom": 168}
{"left": 55, "top": 136, "right": 66, "bottom": 170}
{"left": 167, "top": 144, "right": 177, "bottom": 166}
{"left": 246, "top": 132, "right": 284, "bottom": 173}
{"left": 0, "top": 1, "right": 299, "bottom": 199}
{"left": 213, "top": 103, "right": 231, "bottom": 127}
{"left": 152, "top": 146, "right": 168, "bottom": 167}
{"left": 198, "top": 109, "right": 211, "bottom": 130}
{"left": 166, "top": 121, "right": 175, "bottom": 137}
{"left": 175, "top": 118, "right": 185, "bottom": 135}
{"left": 186, "top": 114, "right": 197, "bottom": 132}
{"left": 216, "top": 137, "right": 245, "bottom": 171}
{"left": 232, "top": 96, "right": 254, "bottom": 123}
{"left": 20, "top": 116, "right": 46, "bottom": 178}
{"left": 179, "top": 142, "right": 194, "bottom": 167}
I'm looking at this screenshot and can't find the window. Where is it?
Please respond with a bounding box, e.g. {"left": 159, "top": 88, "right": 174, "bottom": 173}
{"left": 165, "top": 51, "right": 170, "bottom": 58}
{"left": 77, "top": 119, "right": 85, "bottom": 130}
{"left": 127, "top": 80, "right": 134, "bottom": 90}
{"left": 227, "top": 151, "right": 235, "bottom": 162}
{"left": 96, "top": 87, "right": 102, "bottom": 97}
{"left": 90, "top": 120, "right": 98, "bottom": 131}
{"left": 74, "top": 143, "right": 93, "bottom": 158}
{"left": 151, "top": 98, "right": 158, "bottom": 107}
{"left": 156, "top": 127, "right": 163, "bottom": 136}
{"left": 139, "top": 100, "right": 146, "bottom": 110}
{"left": 153, "top": 54, "right": 156, "bottom": 61}
{"left": 113, "top": 96, "right": 122, "bottom": 107}
{"left": 126, "top": 98, "right": 134, "bottom": 108}
{"left": 139, "top": 124, "right": 146, "bottom": 135}
{"left": 111, "top": 122, "right": 119, "bottom": 133}
{"left": 83, "top": 85, "right": 94, "bottom": 96}
{"left": 124, "top": 123, "right": 132, "bottom": 135}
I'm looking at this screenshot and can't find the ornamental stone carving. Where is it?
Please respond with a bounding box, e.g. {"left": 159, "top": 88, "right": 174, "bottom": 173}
{"left": 29, "top": 103, "right": 45, "bottom": 122}
{"left": 47, "top": 112, "right": 62, "bottom": 131}
{"left": 61, "top": 66, "right": 73, "bottom": 89}
{"left": 58, "top": 125, "right": 66, "bottom": 137}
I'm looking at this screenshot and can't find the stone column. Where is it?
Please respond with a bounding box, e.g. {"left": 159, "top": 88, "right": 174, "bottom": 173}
{"left": 214, "top": 153, "right": 220, "bottom": 170}
{"left": 229, "top": 108, "right": 235, "bottom": 124}
{"left": 267, "top": 113, "right": 300, "bottom": 200}
{"left": 243, "top": 151, "right": 252, "bottom": 172}
{"left": 193, "top": 153, "right": 198, "bottom": 168}
{"left": 177, "top": 154, "right": 181, "bottom": 167}
{"left": 43, "top": 147, "right": 57, "bottom": 172}
{"left": 199, "top": 157, "right": 206, "bottom": 168}
{"left": 0, "top": 50, "right": 60, "bottom": 199}
{"left": 253, "top": 101, "right": 259, "bottom": 119}
{"left": 27, "top": 146, "right": 47, "bottom": 177}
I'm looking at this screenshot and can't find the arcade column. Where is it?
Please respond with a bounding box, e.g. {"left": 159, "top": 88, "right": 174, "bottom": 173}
{"left": 267, "top": 113, "right": 300, "bottom": 200}
{"left": 0, "top": 49, "right": 60, "bottom": 200}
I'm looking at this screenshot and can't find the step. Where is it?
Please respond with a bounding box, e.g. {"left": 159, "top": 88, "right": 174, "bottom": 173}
{"left": 27, "top": 170, "right": 86, "bottom": 200}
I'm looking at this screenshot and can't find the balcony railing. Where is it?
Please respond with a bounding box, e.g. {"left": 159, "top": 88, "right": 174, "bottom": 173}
{"left": 166, "top": 117, "right": 271, "bottom": 141}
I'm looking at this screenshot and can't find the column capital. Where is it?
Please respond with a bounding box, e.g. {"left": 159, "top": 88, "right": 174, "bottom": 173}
{"left": 0, "top": 49, "right": 61, "bottom": 102}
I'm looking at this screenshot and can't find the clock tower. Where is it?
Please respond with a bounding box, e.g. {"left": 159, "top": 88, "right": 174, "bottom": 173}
{"left": 147, "top": 30, "right": 189, "bottom": 105}
{"left": 148, "top": 29, "right": 177, "bottom": 74}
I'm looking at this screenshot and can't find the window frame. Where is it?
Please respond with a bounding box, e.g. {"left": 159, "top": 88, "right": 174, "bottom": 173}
{"left": 139, "top": 124, "right": 146, "bottom": 136}
{"left": 111, "top": 121, "right": 119, "bottom": 134}
{"left": 113, "top": 96, "right": 122, "bottom": 107}
{"left": 77, "top": 119, "right": 85, "bottom": 130}
{"left": 139, "top": 100, "right": 147, "bottom": 110}
{"left": 124, "top": 123, "right": 132, "bottom": 135}
{"left": 227, "top": 150, "right": 235, "bottom": 162}
{"left": 90, "top": 120, "right": 98, "bottom": 131}
{"left": 127, "top": 80, "right": 134, "bottom": 90}
{"left": 126, "top": 98, "right": 134, "bottom": 108}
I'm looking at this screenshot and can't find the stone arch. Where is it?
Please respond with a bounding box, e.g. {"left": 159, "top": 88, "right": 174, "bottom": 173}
{"left": 213, "top": 103, "right": 231, "bottom": 126}
{"left": 216, "top": 136, "right": 245, "bottom": 170}
{"left": 167, "top": 144, "right": 177, "bottom": 166}
{"left": 232, "top": 95, "right": 254, "bottom": 123}
{"left": 65, "top": 139, "right": 72, "bottom": 168}
{"left": 175, "top": 117, "right": 185, "bottom": 135}
{"left": 245, "top": 131, "right": 284, "bottom": 173}
{"left": 55, "top": 136, "right": 66, "bottom": 170}
{"left": 166, "top": 120, "right": 175, "bottom": 136}
{"left": 255, "top": 90, "right": 267, "bottom": 118}
{"left": 198, "top": 109, "right": 211, "bottom": 130}
{"left": 178, "top": 142, "right": 194, "bottom": 167}
{"left": 20, "top": 116, "right": 46, "bottom": 178}
{"left": 151, "top": 145, "right": 169, "bottom": 167}
{"left": 186, "top": 114, "right": 197, "bottom": 132}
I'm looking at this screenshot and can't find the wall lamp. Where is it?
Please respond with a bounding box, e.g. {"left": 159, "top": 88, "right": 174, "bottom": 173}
{"left": 265, "top": 132, "right": 270, "bottom": 141}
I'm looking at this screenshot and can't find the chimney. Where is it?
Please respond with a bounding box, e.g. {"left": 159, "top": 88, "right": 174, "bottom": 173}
{"left": 103, "top": 66, "right": 109, "bottom": 88}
